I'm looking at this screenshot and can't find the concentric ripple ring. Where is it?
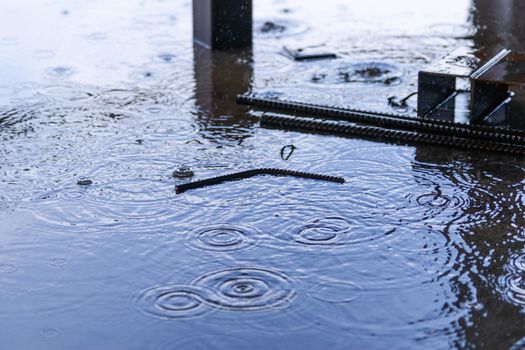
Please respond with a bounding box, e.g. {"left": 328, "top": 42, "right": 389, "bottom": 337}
{"left": 191, "top": 267, "right": 296, "bottom": 312}
{"left": 134, "top": 285, "right": 211, "bottom": 320}
{"left": 185, "top": 224, "right": 263, "bottom": 252}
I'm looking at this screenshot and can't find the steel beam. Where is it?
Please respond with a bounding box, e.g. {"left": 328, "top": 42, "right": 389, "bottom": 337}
{"left": 193, "top": 0, "right": 253, "bottom": 50}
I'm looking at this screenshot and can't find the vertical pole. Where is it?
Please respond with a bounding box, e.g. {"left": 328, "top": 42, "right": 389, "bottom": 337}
{"left": 193, "top": 0, "right": 253, "bottom": 50}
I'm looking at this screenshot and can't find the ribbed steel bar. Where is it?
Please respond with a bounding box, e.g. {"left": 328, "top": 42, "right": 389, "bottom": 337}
{"left": 237, "top": 95, "right": 525, "bottom": 145}
{"left": 261, "top": 114, "right": 525, "bottom": 155}
{"left": 176, "top": 168, "right": 345, "bottom": 194}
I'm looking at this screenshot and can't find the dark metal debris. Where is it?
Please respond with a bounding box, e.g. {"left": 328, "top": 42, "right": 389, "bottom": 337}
{"left": 175, "top": 168, "right": 345, "bottom": 194}
{"left": 283, "top": 46, "right": 337, "bottom": 61}
{"left": 77, "top": 177, "right": 93, "bottom": 186}
{"left": 280, "top": 144, "right": 296, "bottom": 160}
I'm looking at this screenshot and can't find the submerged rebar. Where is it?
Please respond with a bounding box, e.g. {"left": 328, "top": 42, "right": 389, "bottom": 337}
{"left": 261, "top": 114, "right": 525, "bottom": 155}
{"left": 175, "top": 168, "right": 345, "bottom": 194}
{"left": 237, "top": 95, "right": 525, "bottom": 145}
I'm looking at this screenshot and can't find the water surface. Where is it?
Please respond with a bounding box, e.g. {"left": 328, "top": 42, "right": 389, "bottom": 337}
{"left": 1, "top": 0, "right": 525, "bottom": 349}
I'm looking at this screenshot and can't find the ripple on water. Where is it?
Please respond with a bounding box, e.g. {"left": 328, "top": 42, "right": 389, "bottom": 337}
{"left": 276, "top": 216, "right": 394, "bottom": 249}
{"left": 46, "top": 66, "right": 76, "bottom": 78}
{"left": 294, "top": 217, "right": 350, "bottom": 246}
{"left": 191, "top": 267, "right": 296, "bottom": 312}
{"left": 49, "top": 257, "right": 69, "bottom": 267}
{"left": 385, "top": 226, "right": 460, "bottom": 281}
{"left": 36, "top": 84, "right": 98, "bottom": 103}
{"left": 155, "top": 334, "right": 259, "bottom": 350}
{"left": 129, "top": 70, "right": 157, "bottom": 82}
{"left": 0, "top": 264, "right": 18, "bottom": 274}
{"left": 134, "top": 285, "right": 212, "bottom": 320}
{"left": 0, "top": 241, "right": 116, "bottom": 318}
{"left": 185, "top": 224, "right": 264, "bottom": 253}
{"left": 311, "top": 61, "right": 403, "bottom": 85}
{"left": 402, "top": 182, "right": 500, "bottom": 227}
{"left": 143, "top": 105, "right": 168, "bottom": 115}
{"left": 156, "top": 53, "right": 177, "bottom": 63}
{"left": 32, "top": 175, "right": 181, "bottom": 236}
{"left": 306, "top": 278, "right": 471, "bottom": 344}
{"left": 404, "top": 186, "right": 468, "bottom": 220}
{"left": 308, "top": 279, "right": 365, "bottom": 304}
{"left": 41, "top": 328, "right": 60, "bottom": 338}
{"left": 498, "top": 251, "right": 525, "bottom": 307}
{"left": 499, "top": 274, "right": 525, "bottom": 307}
{"left": 95, "top": 88, "right": 152, "bottom": 108}
{"left": 142, "top": 118, "right": 197, "bottom": 142}
{"left": 0, "top": 195, "right": 16, "bottom": 214}
{"left": 86, "top": 32, "right": 107, "bottom": 41}
{"left": 33, "top": 50, "right": 55, "bottom": 60}
{"left": 509, "top": 252, "right": 525, "bottom": 273}
{"left": 67, "top": 240, "right": 99, "bottom": 253}
{"left": 255, "top": 19, "right": 309, "bottom": 38}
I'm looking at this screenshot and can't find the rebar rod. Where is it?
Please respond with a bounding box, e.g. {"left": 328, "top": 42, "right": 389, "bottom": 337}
{"left": 261, "top": 114, "right": 525, "bottom": 155}
{"left": 175, "top": 168, "right": 345, "bottom": 194}
{"left": 237, "top": 95, "right": 525, "bottom": 145}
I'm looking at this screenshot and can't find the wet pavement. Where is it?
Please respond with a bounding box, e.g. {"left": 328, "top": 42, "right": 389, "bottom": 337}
{"left": 1, "top": 0, "right": 525, "bottom": 349}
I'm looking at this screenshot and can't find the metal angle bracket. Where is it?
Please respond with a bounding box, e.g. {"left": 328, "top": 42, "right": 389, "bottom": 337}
{"left": 417, "top": 47, "right": 488, "bottom": 119}
{"left": 470, "top": 50, "right": 525, "bottom": 127}
{"left": 418, "top": 48, "right": 525, "bottom": 128}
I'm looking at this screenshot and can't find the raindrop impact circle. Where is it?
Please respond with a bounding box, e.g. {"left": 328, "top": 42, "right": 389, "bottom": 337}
{"left": 309, "top": 280, "right": 365, "bottom": 304}
{"left": 294, "top": 217, "right": 351, "bottom": 246}
{"left": 135, "top": 285, "right": 211, "bottom": 320}
{"left": 191, "top": 268, "right": 296, "bottom": 312}
{"left": 186, "top": 225, "right": 263, "bottom": 252}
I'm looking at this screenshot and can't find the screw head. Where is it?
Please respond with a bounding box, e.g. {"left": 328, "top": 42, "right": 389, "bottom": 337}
{"left": 77, "top": 177, "right": 93, "bottom": 186}
{"left": 173, "top": 166, "right": 194, "bottom": 179}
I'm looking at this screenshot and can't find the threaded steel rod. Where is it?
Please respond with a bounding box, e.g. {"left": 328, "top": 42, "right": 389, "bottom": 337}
{"left": 176, "top": 168, "right": 345, "bottom": 194}
{"left": 238, "top": 95, "right": 525, "bottom": 145}
{"left": 261, "top": 114, "right": 525, "bottom": 155}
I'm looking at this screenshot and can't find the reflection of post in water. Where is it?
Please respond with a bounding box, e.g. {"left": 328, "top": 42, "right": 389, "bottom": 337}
{"left": 469, "top": 0, "right": 525, "bottom": 129}
{"left": 193, "top": 44, "right": 256, "bottom": 142}
{"left": 413, "top": 145, "right": 525, "bottom": 348}
{"left": 472, "top": 0, "right": 525, "bottom": 53}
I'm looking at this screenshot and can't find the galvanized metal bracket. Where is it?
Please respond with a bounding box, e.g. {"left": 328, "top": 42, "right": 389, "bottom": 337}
{"left": 470, "top": 50, "right": 525, "bottom": 127}
{"left": 417, "top": 47, "right": 487, "bottom": 119}
{"left": 418, "top": 48, "right": 525, "bottom": 128}
{"left": 193, "top": 0, "right": 253, "bottom": 50}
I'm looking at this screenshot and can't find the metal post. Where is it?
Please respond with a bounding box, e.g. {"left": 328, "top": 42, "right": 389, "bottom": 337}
{"left": 193, "top": 0, "right": 253, "bottom": 50}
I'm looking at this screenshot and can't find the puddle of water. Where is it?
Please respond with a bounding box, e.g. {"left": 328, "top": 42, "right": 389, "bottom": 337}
{"left": 1, "top": 0, "right": 525, "bottom": 349}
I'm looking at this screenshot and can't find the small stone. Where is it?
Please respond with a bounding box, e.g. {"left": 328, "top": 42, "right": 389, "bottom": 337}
{"left": 173, "top": 166, "right": 194, "bottom": 179}
{"left": 77, "top": 177, "right": 93, "bottom": 186}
